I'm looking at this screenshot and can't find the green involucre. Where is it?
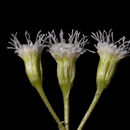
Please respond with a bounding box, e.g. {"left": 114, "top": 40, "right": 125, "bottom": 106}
{"left": 57, "top": 57, "right": 76, "bottom": 97}
{"left": 21, "top": 51, "right": 43, "bottom": 88}
{"left": 96, "top": 53, "right": 118, "bottom": 91}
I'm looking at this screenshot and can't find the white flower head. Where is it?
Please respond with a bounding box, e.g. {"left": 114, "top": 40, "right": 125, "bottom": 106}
{"left": 91, "top": 30, "right": 130, "bottom": 61}
{"left": 8, "top": 31, "right": 48, "bottom": 87}
{"left": 48, "top": 30, "right": 89, "bottom": 62}
{"left": 47, "top": 30, "right": 90, "bottom": 95}
{"left": 8, "top": 31, "right": 47, "bottom": 59}
{"left": 92, "top": 30, "right": 130, "bottom": 90}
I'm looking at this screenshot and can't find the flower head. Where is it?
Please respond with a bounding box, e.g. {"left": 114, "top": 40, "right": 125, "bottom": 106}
{"left": 8, "top": 31, "right": 47, "bottom": 88}
{"left": 92, "top": 30, "right": 130, "bottom": 91}
{"left": 48, "top": 30, "right": 89, "bottom": 96}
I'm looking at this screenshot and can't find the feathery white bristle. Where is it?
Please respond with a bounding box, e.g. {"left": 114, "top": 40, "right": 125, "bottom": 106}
{"left": 91, "top": 30, "right": 130, "bottom": 60}
{"left": 8, "top": 31, "right": 47, "bottom": 57}
{"left": 48, "top": 30, "right": 90, "bottom": 60}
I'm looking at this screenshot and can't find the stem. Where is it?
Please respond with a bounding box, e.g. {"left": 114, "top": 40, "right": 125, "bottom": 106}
{"left": 77, "top": 88, "right": 103, "bottom": 130}
{"left": 63, "top": 95, "right": 69, "bottom": 130}
{"left": 36, "top": 86, "right": 65, "bottom": 130}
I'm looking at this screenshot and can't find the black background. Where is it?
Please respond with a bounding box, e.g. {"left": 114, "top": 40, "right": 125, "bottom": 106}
{"left": 1, "top": 23, "right": 130, "bottom": 130}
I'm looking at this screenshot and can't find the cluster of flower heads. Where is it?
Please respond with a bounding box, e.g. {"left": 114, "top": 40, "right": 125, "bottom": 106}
{"left": 8, "top": 30, "right": 89, "bottom": 61}
{"left": 8, "top": 29, "right": 130, "bottom": 62}
{"left": 8, "top": 29, "right": 130, "bottom": 130}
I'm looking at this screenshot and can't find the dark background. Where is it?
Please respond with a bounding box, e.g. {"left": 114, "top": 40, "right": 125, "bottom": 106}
{"left": 1, "top": 23, "right": 130, "bottom": 130}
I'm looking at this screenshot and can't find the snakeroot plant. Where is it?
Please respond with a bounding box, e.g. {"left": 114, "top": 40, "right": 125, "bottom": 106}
{"left": 77, "top": 30, "right": 130, "bottom": 130}
{"left": 8, "top": 29, "right": 130, "bottom": 130}
{"left": 48, "top": 30, "right": 90, "bottom": 130}
{"left": 8, "top": 31, "right": 65, "bottom": 130}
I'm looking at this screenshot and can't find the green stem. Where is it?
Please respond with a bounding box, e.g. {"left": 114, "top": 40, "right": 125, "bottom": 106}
{"left": 77, "top": 88, "right": 103, "bottom": 130}
{"left": 36, "top": 86, "right": 65, "bottom": 130}
{"left": 64, "top": 95, "right": 69, "bottom": 130}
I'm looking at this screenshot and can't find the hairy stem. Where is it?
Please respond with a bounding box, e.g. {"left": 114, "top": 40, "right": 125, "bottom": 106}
{"left": 64, "top": 95, "right": 69, "bottom": 130}
{"left": 77, "top": 88, "right": 103, "bottom": 130}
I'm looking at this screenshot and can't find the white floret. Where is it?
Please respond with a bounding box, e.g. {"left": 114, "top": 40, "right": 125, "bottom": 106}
{"left": 8, "top": 31, "right": 47, "bottom": 57}
{"left": 48, "top": 30, "right": 90, "bottom": 60}
{"left": 91, "top": 30, "right": 130, "bottom": 60}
